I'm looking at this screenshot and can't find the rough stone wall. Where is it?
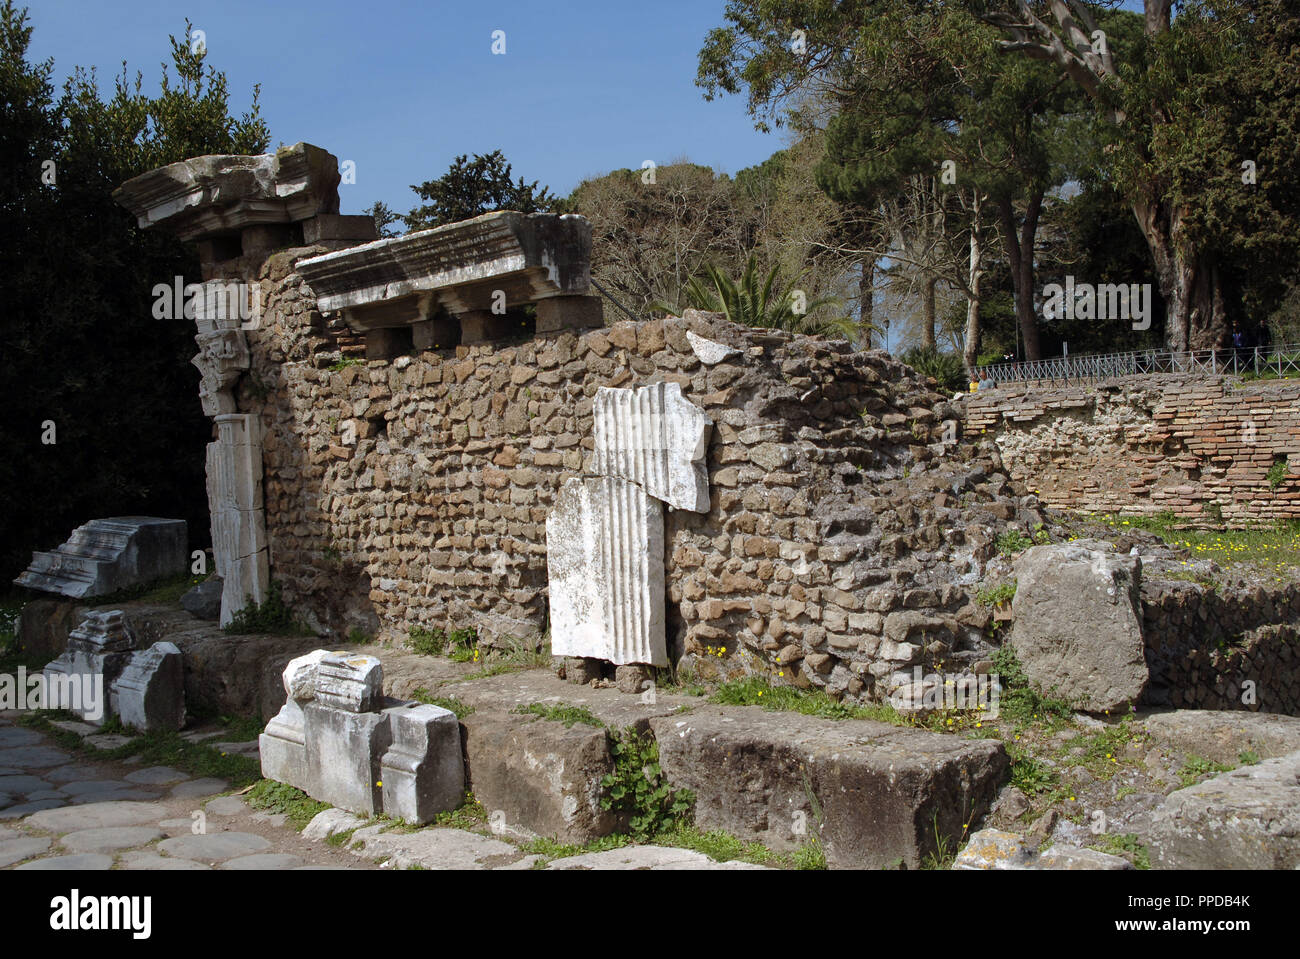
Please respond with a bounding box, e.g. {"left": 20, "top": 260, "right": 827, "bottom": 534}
{"left": 965, "top": 377, "right": 1300, "bottom": 525}
{"left": 1141, "top": 580, "right": 1300, "bottom": 713}
{"left": 234, "top": 251, "right": 1050, "bottom": 701}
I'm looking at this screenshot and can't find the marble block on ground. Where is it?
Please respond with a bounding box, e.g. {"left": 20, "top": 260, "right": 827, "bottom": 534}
{"left": 258, "top": 650, "right": 330, "bottom": 793}
{"left": 42, "top": 611, "right": 134, "bottom": 724}
{"left": 314, "top": 652, "right": 383, "bottom": 712}
{"left": 113, "top": 642, "right": 185, "bottom": 732}
{"left": 380, "top": 703, "right": 464, "bottom": 823}
{"left": 302, "top": 702, "right": 390, "bottom": 816}
{"left": 14, "top": 518, "right": 187, "bottom": 598}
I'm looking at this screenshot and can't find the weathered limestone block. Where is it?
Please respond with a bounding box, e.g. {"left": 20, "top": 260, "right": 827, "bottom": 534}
{"left": 1148, "top": 750, "right": 1300, "bottom": 869}
{"left": 380, "top": 703, "right": 465, "bottom": 823}
{"left": 302, "top": 651, "right": 390, "bottom": 813}
{"left": 536, "top": 294, "right": 603, "bottom": 333}
{"left": 461, "top": 710, "right": 617, "bottom": 844}
{"left": 1010, "top": 543, "right": 1147, "bottom": 713}
{"left": 954, "top": 830, "right": 1134, "bottom": 870}
{"left": 16, "top": 599, "right": 78, "bottom": 661}
{"left": 112, "top": 141, "right": 341, "bottom": 241}
{"left": 686, "top": 330, "right": 742, "bottom": 365}
{"left": 180, "top": 577, "right": 222, "bottom": 621}
{"left": 952, "top": 829, "right": 1036, "bottom": 870}
{"left": 262, "top": 650, "right": 462, "bottom": 824}
{"left": 113, "top": 641, "right": 185, "bottom": 732}
{"left": 259, "top": 696, "right": 309, "bottom": 793}
{"left": 547, "top": 476, "right": 666, "bottom": 666}
{"left": 67, "top": 609, "right": 135, "bottom": 653}
{"left": 285, "top": 649, "right": 330, "bottom": 703}
{"left": 207, "top": 414, "right": 269, "bottom": 626}
{"left": 14, "top": 517, "right": 187, "bottom": 599}
{"left": 459, "top": 310, "right": 514, "bottom": 345}
{"left": 1033, "top": 845, "right": 1135, "bottom": 870}
{"left": 294, "top": 211, "right": 591, "bottom": 331}
{"left": 302, "top": 213, "right": 378, "bottom": 245}
{"left": 593, "top": 381, "right": 713, "bottom": 513}
{"left": 1138, "top": 710, "right": 1300, "bottom": 766}
{"left": 649, "top": 706, "right": 1008, "bottom": 869}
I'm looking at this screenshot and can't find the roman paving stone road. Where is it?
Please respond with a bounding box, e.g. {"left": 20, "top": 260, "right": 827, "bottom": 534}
{"left": 0, "top": 714, "right": 375, "bottom": 870}
{"left": 0, "top": 714, "right": 765, "bottom": 871}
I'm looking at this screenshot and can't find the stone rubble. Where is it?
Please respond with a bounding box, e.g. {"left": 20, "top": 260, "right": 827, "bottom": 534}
{"left": 953, "top": 829, "right": 1133, "bottom": 870}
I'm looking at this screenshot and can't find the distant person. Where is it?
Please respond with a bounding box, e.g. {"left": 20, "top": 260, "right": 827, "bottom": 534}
{"left": 1231, "top": 321, "right": 1248, "bottom": 368}
{"left": 1255, "top": 319, "right": 1273, "bottom": 354}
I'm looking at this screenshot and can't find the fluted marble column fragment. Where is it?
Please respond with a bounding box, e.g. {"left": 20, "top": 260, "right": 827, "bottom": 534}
{"left": 593, "top": 381, "right": 712, "bottom": 513}
{"left": 208, "top": 413, "right": 269, "bottom": 625}
{"left": 547, "top": 476, "right": 666, "bottom": 666}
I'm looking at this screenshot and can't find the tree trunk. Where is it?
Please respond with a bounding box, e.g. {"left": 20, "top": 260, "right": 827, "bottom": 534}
{"left": 921, "top": 274, "right": 937, "bottom": 350}
{"left": 1132, "top": 196, "right": 1226, "bottom": 352}
{"left": 997, "top": 192, "right": 1044, "bottom": 361}
{"left": 858, "top": 258, "right": 875, "bottom": 347}
{"left": 964, "top": 196, "right": 984, "bottom": 376}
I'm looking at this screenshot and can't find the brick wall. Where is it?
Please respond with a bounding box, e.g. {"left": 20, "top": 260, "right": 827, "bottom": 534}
{"left": 965, "top": 376, "right": 1300, "bottom": 524}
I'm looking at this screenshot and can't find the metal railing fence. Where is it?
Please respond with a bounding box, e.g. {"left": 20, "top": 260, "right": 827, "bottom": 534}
{"left": 975, "top": 344, "right": 1300, "bottom": 387}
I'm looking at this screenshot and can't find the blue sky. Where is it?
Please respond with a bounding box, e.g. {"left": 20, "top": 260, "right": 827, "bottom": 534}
{"left": 27, "top": 0, "right": 780, "bottom": 215}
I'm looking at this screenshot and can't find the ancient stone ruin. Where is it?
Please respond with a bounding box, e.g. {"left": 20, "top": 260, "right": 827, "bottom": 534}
{"left": 102, "top": 141, "right": 1300, "bottom": 715}
{"left": 2, "top": 140, "right": 1285, "bottom": 871}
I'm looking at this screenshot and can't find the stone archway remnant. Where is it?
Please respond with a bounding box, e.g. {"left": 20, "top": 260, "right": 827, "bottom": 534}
{"left": 114, "top": 142, "right": 375, "bottom": 627}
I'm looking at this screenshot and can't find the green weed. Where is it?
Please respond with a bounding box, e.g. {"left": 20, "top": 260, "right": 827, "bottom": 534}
{"left": 513, "top": 702, "right": 605, "bottom": 728}
{"left": 601, "top": 727, "right": 694, "bottom": 841}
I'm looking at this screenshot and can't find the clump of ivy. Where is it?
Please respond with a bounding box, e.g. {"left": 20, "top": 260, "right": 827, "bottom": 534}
{"left": 223, "top": 582, "right": 313, "bottom": 636}
{"left": 600, "top": 728, "right": 694, "bottom": 841}
{"left": 328, "top": 356, "right": 364, "bottom": 372}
